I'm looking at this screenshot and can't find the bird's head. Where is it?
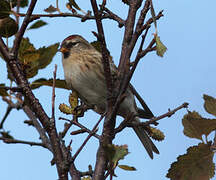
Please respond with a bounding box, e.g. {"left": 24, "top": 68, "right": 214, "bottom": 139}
{"left": 60, "top": 35, "right": 93, "bottom": 59}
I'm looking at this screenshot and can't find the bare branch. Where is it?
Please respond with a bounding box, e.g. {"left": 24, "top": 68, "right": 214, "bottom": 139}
{"left": 0, "top": 137, "right": 46, "bottom": 148}
{"left": 102, "top": 7, "right": 125, "bottom": 27}
{"left": 135, "top": 102, "right": 189, "bottom": 127}
{"left": 52, "top": 65, "right": 57, "bottom": 120}
{"left": 12, "top": 0, "right": 38, "bottom": 57}
{"left": 71, "top": 115, "right": 104, "bottom": 162}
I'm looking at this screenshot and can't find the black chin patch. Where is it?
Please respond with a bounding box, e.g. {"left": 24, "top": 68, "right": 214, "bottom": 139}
{"left": 63, "top": 51, "right": 70, "bottom": 59}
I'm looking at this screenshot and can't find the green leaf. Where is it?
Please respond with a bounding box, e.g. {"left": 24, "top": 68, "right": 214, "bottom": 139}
{"left": 182, "top": 111, "right": 216, "bottom": 140}
{"left": 0, "top": 84, "right": 9, "bottom": 96}
{"left": 28, "top": 20, "right": 47, "bottom": 30}
{"left": 105, "top": 144, "right": 129, "bottom": 168}
{"left": 36, "top": 43, "right": 59, "bottom": 69}
{"left": 69, "top": 0, "right": 81, "bottom": 10}
{"left": 167, "top": 143, "right": 215, "bottom": 180}
{"left": 44, "top": 5, "right": 58, "bottom": 13}
{"left": 118, "top": 164, "right": 136, "bottom": 171}
{"left": 0, "top": 17, "right": 18, "bottom": 38}
{"left": 203, "top": 94, "right": 216, "bottom": 117}
{"left": 0, "top": 0, "right": 10, "bottom": 19}
{"left": 30, "top": 78, "right": 68, "bottom": 90}
{"left": 18, "top": 38, "right": 59, "bottom": 78}
{"left": 155, "top": 34, "right": 167, "bottom": 57}
{"left": 90, "top": 41, "right": 102, "bottom": 53}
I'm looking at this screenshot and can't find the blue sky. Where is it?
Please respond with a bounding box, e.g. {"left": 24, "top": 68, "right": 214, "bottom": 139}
{"left": 0, "top": 0, "right": 216, "bottom": 179}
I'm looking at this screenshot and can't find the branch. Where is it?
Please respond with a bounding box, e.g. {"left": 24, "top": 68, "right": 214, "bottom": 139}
{"left": 71, "top": 115, "right": 104, "bottom": 162}
{"left": 115, "top": 102, "right": 189, "bottom": 134}
{"left": 22, "top": 105, "right": 52, "bottom": 151}
{"left": 0, "top": 137, "right": 46, "bottom": 147}
{"left": 59, "top": 117, "right": 100, "bottom": 139}
{"left": 135, "top": 102, "right": 189, "bottom": 127}
{"left": 102, "top": 7, "right": 125, "bottom": 27}
{"left": 12, "top": 0, "right": 38, "bottom": 57}
{"left": 0, "top": 1, "right": 68, "bottom": 179}
{"left": 52, "top": 65, "right": 57, "bottom": 120}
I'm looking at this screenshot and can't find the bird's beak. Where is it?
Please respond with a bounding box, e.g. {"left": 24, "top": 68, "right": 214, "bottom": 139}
{"left": 59, "top": 47, "right": 69, "bottom": 53}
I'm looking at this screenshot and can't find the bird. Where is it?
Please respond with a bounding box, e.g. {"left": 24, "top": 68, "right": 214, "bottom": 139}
{"left": 59, "top": 34, "right": 159, "bottom": 158}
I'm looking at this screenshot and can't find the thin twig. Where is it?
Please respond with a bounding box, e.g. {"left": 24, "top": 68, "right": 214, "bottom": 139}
{"left": 0, "top": 137, "right": 46, "bottom": 148}
{"left": 0, "top": 86, "right": 23, "bottom": 92}
{"left": 102, "top": 7, "right": 125, "bottom": 27}
{"left": 133, "top": 102, "right": 189, "bottom": 127}
{"left": 52, "top": 65, "right": 57, "bottom": 120}
{"left": 59, "top": 117, "right": 100, "bottom": 139}
{"left": 71, "top": 115, "right": 104, "bottom": 162}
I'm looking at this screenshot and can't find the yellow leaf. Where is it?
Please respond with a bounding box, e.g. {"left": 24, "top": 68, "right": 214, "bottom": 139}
{"left": 59, "top": 103, "right": 73, "bottom": 115}
{"left": 118, "top": 164, "right": 136, "bottom": 171}
{"left": 155, "top": 34, "right": 167, "bottom": 57}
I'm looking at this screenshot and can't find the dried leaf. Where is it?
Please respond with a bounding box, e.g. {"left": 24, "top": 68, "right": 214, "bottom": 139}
{"left": 118, "top": 164, "right": 136, "bottom": 171}
{"left": 28, "top": 20, "right": 47, "bottom": 30}
{"left": 182, "top": 111, "right": 216, "bottom": 140}
{"left": 44, "top": 5, "right": 58, "bottom": 13}
{"left": 203, "top": 94, "right": 216, "bottom": 117}
{"left": 155, "top": 34, "right": 167, "bottom": 57}
{"left": 0, "top": 17, "right": 18, "bottom": 38}
{"left": 167, "top": 143, "right": 215, "bottom": 180}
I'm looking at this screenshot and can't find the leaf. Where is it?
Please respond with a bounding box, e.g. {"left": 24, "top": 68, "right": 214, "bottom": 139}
{"left": 118, "top": 164, "right": 136, "bottom": 171}
{"left": 28, "top": 20, "right": 47, "bottom": 30}
{"left": 90, "top": 41, "right": 102, "bottom": 53}
{"left": 0, "top": 0, "right": 10, "bottom": 19}
{"left": 18, "top": 38, "right": 59, "bottom": 78}
{"left": 155, "top": 34, "right": 167, "bottom": 57}
{"left": 59, "top": 103, "right": 73, "bottom": 115}
{"left": 105, "top": 144, "right": 129, "bottom": 168}
{"left": 30, "top": 78, "right": 68, "bottom": 90}
{"left": 81, "top": 176, "right": 92, "bottom": 180}
{"left": 203, "top": 94, "right": 216, "bottom": 117}
{"left": 44, "top": 5, "right": 58, "bottom": 13}
{"left": 149, "top": 127, "right": 165, "bottom": 141}
{"left": 36, "top": 43, "right": 59, "bottom": 69}
{"left": 182, "top": 111, "right": 216, "bottom": 140}
{"left": 0, "top": 84, "right": 8, "bottom": 96}
{"left": 11, "top": 0, "right": 29, "bottom": 8}
{"left": 69, "top": 91, "right": 79, "bottom": 110}
{"left": 69, "top": 0, "right": 81, "bottom": 10}
{"left": 0, "top": 17, "right": 18, "bottom": 38}
{"left": 122, "top": 0, "right": 129, "bottom": 5}
{"left": 166, "top": 143, "right": 215, "bottom": 180}
{"left": 0, "top": 131, "right": 14, "bottom": 139}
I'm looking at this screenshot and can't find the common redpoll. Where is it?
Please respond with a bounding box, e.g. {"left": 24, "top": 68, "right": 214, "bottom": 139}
{"left": 60, "top": 35, "right": 159, "bottom": 158}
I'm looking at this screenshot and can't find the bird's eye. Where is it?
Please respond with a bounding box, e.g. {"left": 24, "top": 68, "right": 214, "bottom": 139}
{"left": 66, "top": 42, "right": 78, "bottom": 49}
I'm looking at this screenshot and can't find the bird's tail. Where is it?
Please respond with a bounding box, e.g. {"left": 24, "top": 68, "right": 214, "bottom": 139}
{"left": 132, "top": 123, "right": 159, "bottom": 159}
